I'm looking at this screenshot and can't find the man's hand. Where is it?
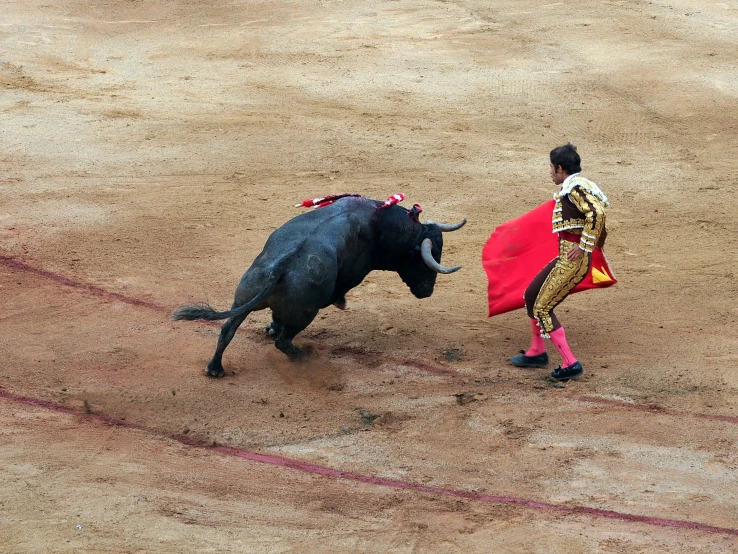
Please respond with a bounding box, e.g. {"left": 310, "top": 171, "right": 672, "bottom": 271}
{"left": 567, "top": 243, "right": 585, "bottom": 261}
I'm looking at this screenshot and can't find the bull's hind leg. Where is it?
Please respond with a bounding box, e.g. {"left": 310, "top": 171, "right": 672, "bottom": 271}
{"left": 274, "top": 310, "right": 318, "bottom": 360}
{"left": 206, "top": 312, "right": 248, "bottom": 377}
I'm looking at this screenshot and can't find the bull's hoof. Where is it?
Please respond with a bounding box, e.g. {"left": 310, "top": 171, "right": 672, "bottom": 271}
{"left": 205, "top": 364, "right": 225, "bottom": 378}
{"left": 276, "top": 342, "right": 308, "bottom": 361}
{"left": 333, "top": 296, "right": 347, "bottom": 310}
{"left": 264, "top": 322, "right": 281, "bottom": 338}
{"left": 288, "top": 349, "right": 308, "bottom": 362}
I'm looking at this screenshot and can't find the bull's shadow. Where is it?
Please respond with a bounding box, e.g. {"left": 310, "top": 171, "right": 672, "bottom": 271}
{"left": 172, "top": 195, "right": 465, "bottom": 377}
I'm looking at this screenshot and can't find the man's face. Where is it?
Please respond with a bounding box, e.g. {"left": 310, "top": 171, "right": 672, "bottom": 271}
{"left": 550, "top": 163, "right": 567, "bottom": 185}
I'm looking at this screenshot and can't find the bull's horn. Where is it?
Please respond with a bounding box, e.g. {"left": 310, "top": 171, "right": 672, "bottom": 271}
{"left": 426, "top": 218, "right": 467, "bottom": 232}
{"left": 420, "top": 238, "right": 461, "bottom": 274}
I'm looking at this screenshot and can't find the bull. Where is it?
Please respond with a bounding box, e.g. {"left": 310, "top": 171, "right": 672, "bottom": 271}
{"left": 172, "top": 195, "right": 466, "bottom": 377}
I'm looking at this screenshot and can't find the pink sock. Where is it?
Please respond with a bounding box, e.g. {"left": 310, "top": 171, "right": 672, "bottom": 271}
{"left": 525, "top": 319, "right": 546, "bottom": 356}
{"left": 549, "top": 327, "right": 577, "bottom": 367}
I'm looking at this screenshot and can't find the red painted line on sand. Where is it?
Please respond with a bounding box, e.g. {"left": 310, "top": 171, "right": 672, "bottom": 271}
{"left": 571, "top": 395, "right": 738, "bottom": 425}
{"left": 6, "top": 257, "right": 736, "bottom": 415}
{"left": 5, "top": 256, "right": 737, "bottom": 422}
{"left": 1, "top": 255, "right": 169, "bottom": 313}
{"left": 1, "top": 388, "right": 737, "bottom": 537}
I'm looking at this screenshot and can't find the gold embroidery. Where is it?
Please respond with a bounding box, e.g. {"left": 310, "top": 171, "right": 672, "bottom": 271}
{"left": 532, "top": 239, "right": 590, "bottom": 337}
{"left": 552, "top": 219, "right": 586, "bottom": 232}
{"left": 568, "top": 187, "right": 606, "bottom": 252}
{"left": 557, "top": 175, "right": 609, "bottom": 205}
{"left": 552, "top": 176, "right": 607, "bottom": 253}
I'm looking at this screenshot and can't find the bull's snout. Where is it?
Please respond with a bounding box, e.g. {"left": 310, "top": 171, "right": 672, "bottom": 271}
{"left": 411, "top": 283, "right": 434, "bottom": 299}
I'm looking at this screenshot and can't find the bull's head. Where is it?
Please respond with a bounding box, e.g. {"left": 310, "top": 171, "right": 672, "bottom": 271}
{"left": 398, "top": 218, "right": 466, "bottom": 298}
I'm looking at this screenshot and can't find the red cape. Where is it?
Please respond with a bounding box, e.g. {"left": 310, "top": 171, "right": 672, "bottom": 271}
{"left": 482, "top": 200, "right": 616, "bottom": 317}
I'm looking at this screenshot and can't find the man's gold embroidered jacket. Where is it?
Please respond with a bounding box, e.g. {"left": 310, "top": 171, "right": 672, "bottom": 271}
{"left": 552, "top": 174, "right": 609, "bottom": 252}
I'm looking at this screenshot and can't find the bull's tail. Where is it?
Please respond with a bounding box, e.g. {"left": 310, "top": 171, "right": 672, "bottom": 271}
{"left": 172, "top": 260, "right": 286, "bottom": 323}
{"left": 171, "top": 302, "right": 251, "bottom": 321}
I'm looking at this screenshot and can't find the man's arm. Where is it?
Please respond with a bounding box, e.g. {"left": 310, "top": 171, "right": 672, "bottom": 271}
{"left": 568, "top": 186, "right": 606, "bottom": 253}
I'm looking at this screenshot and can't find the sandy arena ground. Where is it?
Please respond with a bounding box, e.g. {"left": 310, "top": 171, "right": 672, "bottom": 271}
{"left": 2, "top": 0, "right": 738, "bottom": 552}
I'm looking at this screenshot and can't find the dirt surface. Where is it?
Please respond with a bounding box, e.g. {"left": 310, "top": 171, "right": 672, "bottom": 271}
{"left": 2, "top": 0, "right": 738, "bottom": 551}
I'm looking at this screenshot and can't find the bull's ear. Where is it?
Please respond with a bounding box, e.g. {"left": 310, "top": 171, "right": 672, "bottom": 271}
{"left": 408, "top": 204, "right": 423, "bottom": 223}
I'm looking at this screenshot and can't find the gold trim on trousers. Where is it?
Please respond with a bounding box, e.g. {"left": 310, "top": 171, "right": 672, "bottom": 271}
{"left": 526, "top": 239, "right": 590, "bottom": 338}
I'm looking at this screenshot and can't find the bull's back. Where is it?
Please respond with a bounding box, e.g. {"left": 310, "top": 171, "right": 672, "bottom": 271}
{"left": 257, "top": 198, "right": 376, "bottom": 264}
{"left": 244, "top": 199, "right": 375, "bottom": 312}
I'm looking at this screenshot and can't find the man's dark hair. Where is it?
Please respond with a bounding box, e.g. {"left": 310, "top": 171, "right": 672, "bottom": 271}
{"left": 550, "top": 143, "right": 581, "bottom": 174}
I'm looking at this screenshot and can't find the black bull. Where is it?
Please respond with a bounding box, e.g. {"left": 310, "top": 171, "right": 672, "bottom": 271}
{"left": 172, "top": 196, "right": 466, "bottom": 377}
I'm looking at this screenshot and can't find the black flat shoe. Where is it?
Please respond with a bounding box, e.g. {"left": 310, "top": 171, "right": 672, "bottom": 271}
{"left": 510, "top": 350, "right": 549, "bottom": 368}
{"left": 550, "top": 361, "right": 583, "bottom": 381}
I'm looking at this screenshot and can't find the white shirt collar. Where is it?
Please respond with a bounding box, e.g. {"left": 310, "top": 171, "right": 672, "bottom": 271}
{"left": 561, "top": 173, "right": 580, "bottom": 188}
